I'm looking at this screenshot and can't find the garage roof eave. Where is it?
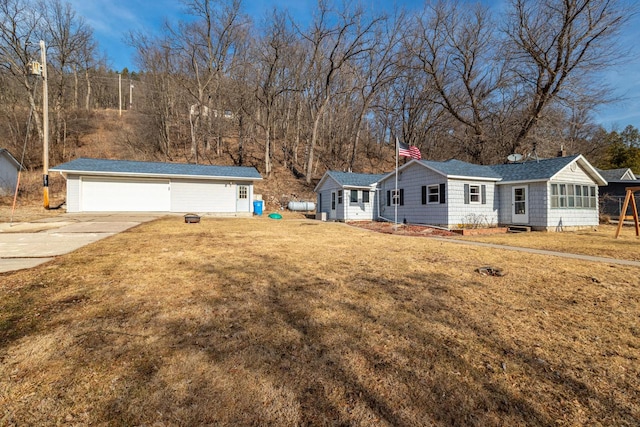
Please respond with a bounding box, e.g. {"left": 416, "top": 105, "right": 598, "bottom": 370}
{"left": 52, "top": 170, "right": 262, "bottom": 181}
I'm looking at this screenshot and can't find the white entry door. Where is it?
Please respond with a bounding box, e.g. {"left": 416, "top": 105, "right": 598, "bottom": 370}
{"left": 236, "top": 185, "right": 250, "bottom": 212}
{"left": 512, "top": 186, "right": 529, "bottom": 224}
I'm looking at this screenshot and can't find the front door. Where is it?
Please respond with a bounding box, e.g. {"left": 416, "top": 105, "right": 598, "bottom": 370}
{"left": 236, "top": 184, "right": 250, "bottom": 212}
{"left": 512, "top": 186, "right": 529, "bottom": 224}
{"left": 330, "top": 191, "right": 336, "bottom": 219}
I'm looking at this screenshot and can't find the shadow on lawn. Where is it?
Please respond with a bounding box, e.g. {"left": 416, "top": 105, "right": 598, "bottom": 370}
{"left": 9, "top": 245, "right": 636, "bottom": 425}
{"left": 82, "top": 262, "right": 564, "bottom": 426}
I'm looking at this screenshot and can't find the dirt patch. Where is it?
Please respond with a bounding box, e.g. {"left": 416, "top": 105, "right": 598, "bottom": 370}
{"left": 348, "top": 221, "right": 456, "bottom": 237}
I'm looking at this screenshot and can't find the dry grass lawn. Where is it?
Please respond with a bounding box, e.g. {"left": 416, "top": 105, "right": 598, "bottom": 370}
{"left": 458, "top": 224, "right": 640, "bottom": 261}
{"left": 1, "top": 218, "right": 639, "bottom": 426}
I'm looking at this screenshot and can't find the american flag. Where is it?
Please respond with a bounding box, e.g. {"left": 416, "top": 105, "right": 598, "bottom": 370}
{"left": 397, "top": 139, "right": 421, "bottom": 160}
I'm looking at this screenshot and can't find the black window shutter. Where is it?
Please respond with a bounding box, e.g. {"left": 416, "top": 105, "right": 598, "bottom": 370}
{"left": 481, "top": 185, "right": 487, "bottom": 204}
{"left": 464, "top": 184, "right": 470, "bottom": 204}
{"left": 439, "top": 183, "right": 446, "bottom": 204}
{"left": 386, "top": 190, "right": 390, "bottom": 206}
{"left": 400, "top": 189, "right": 405, "bottom": 206}
{"left": 421, "top": 186, "right": 427, "bottom": 205}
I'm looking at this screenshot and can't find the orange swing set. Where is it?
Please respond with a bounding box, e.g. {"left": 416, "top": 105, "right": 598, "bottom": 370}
{"left": 614, "top": 186, "right": 640, "bottom": 238}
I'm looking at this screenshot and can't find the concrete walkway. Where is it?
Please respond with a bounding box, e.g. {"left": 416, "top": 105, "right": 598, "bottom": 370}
{"left": 434, "top": 237, "right": 640, "bottom": 268}
{"left": 0, "top": 214, "right": 161, "bottom": 273}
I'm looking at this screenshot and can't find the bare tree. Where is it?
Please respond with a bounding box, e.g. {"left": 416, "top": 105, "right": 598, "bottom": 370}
{"left": 503, "top": 0, "right": 633, "bottom": 154}
{"left": 406, "top": 0, "right": 508, "bottom": 163}
{"left": 298, "top": 1, "right": 381, "bottom": 182}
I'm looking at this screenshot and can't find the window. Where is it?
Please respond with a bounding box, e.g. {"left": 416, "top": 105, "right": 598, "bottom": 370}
{"left": 559, "top": 184, "right": 567, "bottom": 207}
{"left": 568, "top": 184, "right": 575, "bottom": 207}
{"left": 582, "top": 185, "right": 589, "bottom": 208}
{"left": 350, "top": 190, "right": 358, "bottom": 203}
{"left": 469, "top": 185, "right": 480, "bottom": 203}
{"left": 238, "top": 185, "right": 248, "bottom": 199}
{"left": 550, "top": 183, "right": 597, "bottom": 209}
{"left": 338, "top": 190, "right": 343, "bottom": 204}
{"left": 392, "top": 189, "right": 400, "bottom": 205}
{"left": 331, "top": 192, "right": 336, "bottom": 210}
{"left": 390, "top": 189, "right": 404, "bottom": 206}
{"left": 575, "top": 185, "right": 582, "bottom": 207}
{"left": 362, "top": 191, "right": 370, "bottom": 203}
{"left": 427, "top": 185, "right": 440, "bottom": 204}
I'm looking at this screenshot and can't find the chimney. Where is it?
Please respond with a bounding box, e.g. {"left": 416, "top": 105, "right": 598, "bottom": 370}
{"left": 557, "top": 145, "right": 565, "bottom": 157}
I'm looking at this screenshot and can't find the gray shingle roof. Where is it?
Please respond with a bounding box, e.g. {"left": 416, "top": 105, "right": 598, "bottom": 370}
{"left": 327, "top": 171, "right": 386, "bottom": 187}
{"left": 596, "top": 168, "right": 636, "bottom": 181}
{"left": 50, "top": 158, "right": 262, "bottom": 179}
{"left": 489, "top": 155, "right": 579, "bottom": 182}
{"left": 0, "top": 148, "right": 22, "bottom": 169}
{"left": 419, "top": 159, "right": 502, "bottom": 179}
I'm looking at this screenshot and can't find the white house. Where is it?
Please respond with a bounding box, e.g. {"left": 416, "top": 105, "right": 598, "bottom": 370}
{"left": 50, "top": 158, "right": 262, "bottom": 215}
{"left": 320, "top": 155, "right": 607, "bottom": 231}
{"left": 0, "top": 149, "right": 22, "bottom": 196}
{"left": 377, "top": 159, "right": 502, "bottom": 228}
{"left": 490, "top": 155, "right": 606, "bottom": 231}
{"left": 314, "top": 171, "right": 386, "bottom": 221}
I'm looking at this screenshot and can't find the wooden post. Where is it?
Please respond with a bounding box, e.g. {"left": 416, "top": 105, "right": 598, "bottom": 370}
{"left": 614, "top": 186, "right": 640, "bottom": 238}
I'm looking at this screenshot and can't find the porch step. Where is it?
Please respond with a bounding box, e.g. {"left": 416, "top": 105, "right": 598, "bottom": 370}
{"left": 508, "top": 225, "right": 531, "bottom": 233}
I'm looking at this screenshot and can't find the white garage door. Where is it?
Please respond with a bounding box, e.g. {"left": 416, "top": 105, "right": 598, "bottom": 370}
{"left": 81, "top": 177, "right": 170, "bottom": 212}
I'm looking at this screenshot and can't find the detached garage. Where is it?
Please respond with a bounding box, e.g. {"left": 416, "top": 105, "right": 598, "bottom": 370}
{"left": 50, "top": 158, "right": 262, "bottom": 215}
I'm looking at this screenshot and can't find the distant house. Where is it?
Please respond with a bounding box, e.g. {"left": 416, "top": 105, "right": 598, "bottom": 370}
{"left": 319, "top": 154, "right": 606, "bottom": 231}
{"left": 314, "top": 171, "right": 386, "bottom": 221}
{"left": 597, "top": 167, "right": 639, "bottom": 218}
{"left": 50, "top": 158, "right": 262, "bottom": 215}
{"left": 0, "top": 149, "right": 22, "bottom": 196}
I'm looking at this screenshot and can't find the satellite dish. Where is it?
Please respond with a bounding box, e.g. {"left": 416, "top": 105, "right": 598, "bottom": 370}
{"left": 507, "top": 153, "right": 523, "bottom": 162}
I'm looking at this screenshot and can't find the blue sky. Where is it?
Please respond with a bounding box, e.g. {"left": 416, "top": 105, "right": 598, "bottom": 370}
{"left": 67, "top": 0, "right": 640, "bottom": 131}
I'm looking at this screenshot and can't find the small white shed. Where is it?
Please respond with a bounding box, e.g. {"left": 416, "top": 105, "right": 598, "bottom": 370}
{"left": 50, "top": 158, "right": 262, "bottom": 215}
{"left": 0, "top": 149, "right": 22, "bottom": 196}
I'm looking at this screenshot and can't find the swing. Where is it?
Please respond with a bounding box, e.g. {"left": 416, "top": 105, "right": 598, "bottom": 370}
{"left": 614, "top": 186, "right": 640, "bottom": 238}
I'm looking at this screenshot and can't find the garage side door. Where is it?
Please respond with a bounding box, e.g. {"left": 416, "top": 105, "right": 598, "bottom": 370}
{"left": 81, "top": 177, "right": 170, "bottom": 212}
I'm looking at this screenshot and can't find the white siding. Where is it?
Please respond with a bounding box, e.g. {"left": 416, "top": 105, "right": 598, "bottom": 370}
{"left": 553, "top": 162, "right": 596, "bottom": 184}
{"left": 377, "top": 164, "right": 498, "bottom": 228}
{"left": 378, "top": 164, "right": 449, "bottom": 225}
{"left": 66, "top": 175, "right": 81, "bottom": 212}
{"left": 170, "top": 179, "right": 237, "bottom": 213}
{"left": 546, "top": 184, "right": 599, "bottom": 229}
{"left": 315, "top": 175, "right": 378, "bottom": 221}
{"left": 0, "top": 154, "right": 18, "bottom": 195}
{"left": 344, "top": 189, "right": 377, "bottom": 221}
{"left": 498, "top": 182, "right": 547, "bottom": 227}
{"left": 81, "top": 177, "right": 171, "bottom": 212}
{"left": 316, "top": 176, "right": 344, "bottom": 220}
{"left": 448, "top": 180, "right": 498, "bottom": 227}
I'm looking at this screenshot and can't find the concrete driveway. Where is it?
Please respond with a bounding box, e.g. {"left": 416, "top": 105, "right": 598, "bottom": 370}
{"left": 0, "top": 214, "right": 161, "bottom": 273}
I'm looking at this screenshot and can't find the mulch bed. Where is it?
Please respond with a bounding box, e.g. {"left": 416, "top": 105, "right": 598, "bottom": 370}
{"left": 348, "top": 221, "right": 456, "bottom": 237}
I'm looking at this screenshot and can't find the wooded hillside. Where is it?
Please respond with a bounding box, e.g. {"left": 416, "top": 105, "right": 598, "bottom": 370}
{"left": 2, "top": 0, "right": 639, "bottom": 199}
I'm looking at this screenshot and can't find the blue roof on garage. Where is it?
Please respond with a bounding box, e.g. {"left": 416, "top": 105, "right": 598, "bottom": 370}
{"left": 51, "top": 158, "right": 262, "bottom": 180}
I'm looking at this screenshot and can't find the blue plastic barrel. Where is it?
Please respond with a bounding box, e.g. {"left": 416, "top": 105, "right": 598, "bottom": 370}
{"left": 253, "top": 200, "right": 264, "bottom": 216}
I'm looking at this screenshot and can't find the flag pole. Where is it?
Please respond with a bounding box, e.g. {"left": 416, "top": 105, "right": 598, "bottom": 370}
{"left": 394, "top": 136, "right": 399, "bottom": 230}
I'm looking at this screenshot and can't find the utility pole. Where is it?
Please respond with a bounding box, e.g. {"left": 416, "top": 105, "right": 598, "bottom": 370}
{"left": 118, "top": 73, "right": 122, "bottom": 117}
{"left": 40, "top": 40, "right": 50, "bottom": 210}
{"left": 129, "top": 81, "right": 134, "bottom": 110}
